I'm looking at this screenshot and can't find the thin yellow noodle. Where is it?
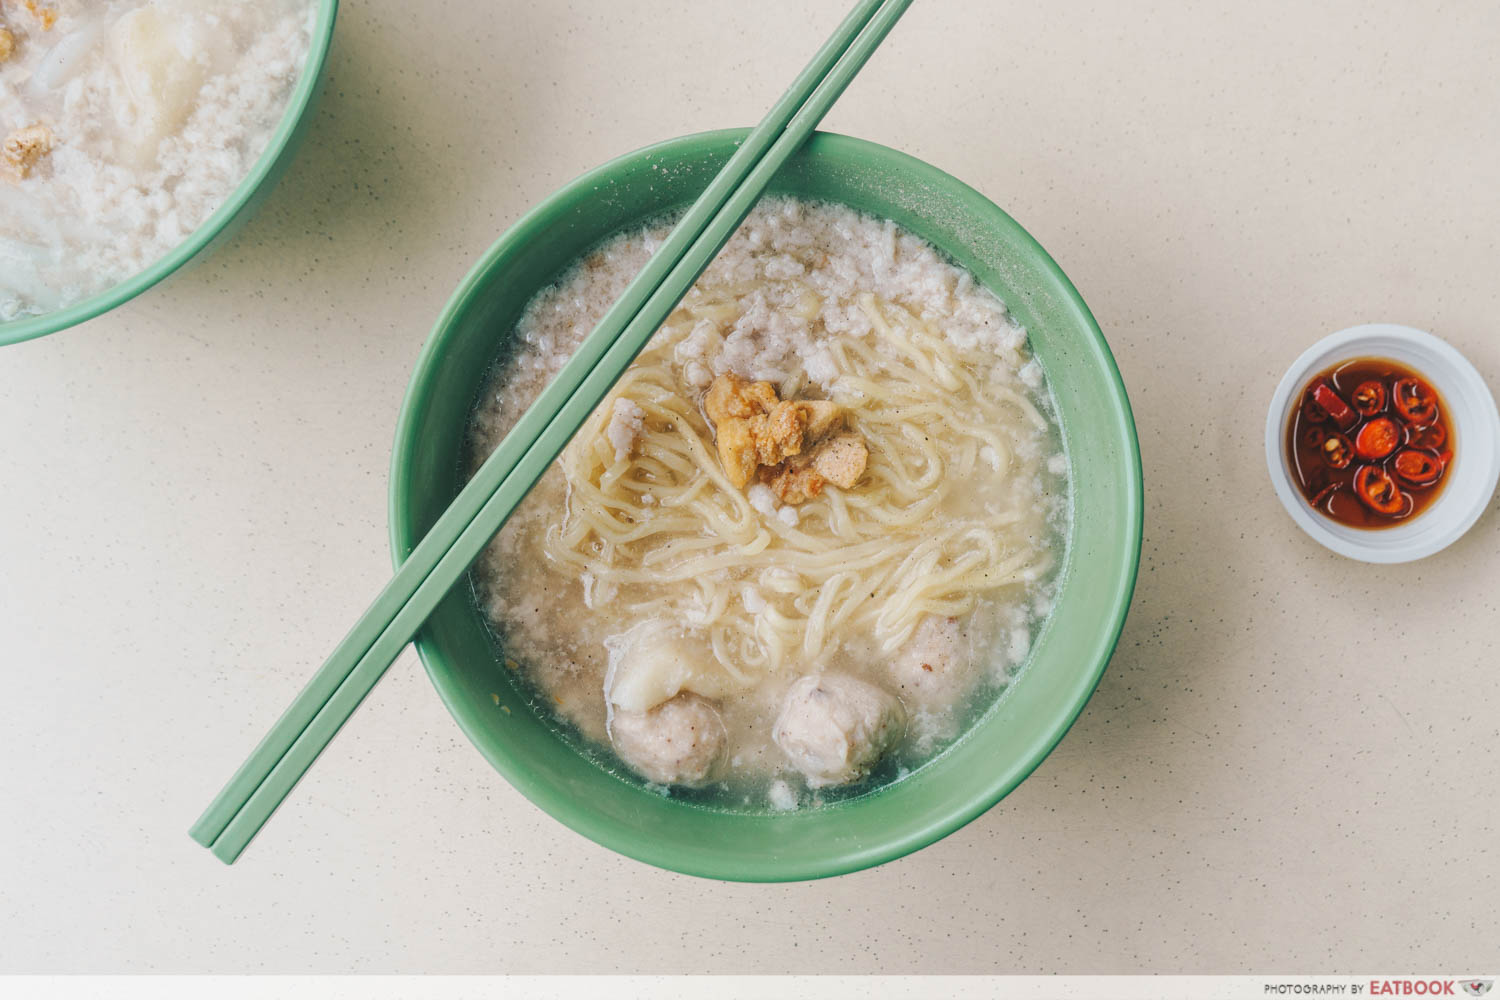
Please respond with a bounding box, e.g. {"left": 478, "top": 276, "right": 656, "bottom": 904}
{"left": 515, "top": 290, "right": 1055, "bottom": 685}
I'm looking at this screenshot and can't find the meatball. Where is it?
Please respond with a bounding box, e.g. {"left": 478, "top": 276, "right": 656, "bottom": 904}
{"left": 609, "top": 692, "right": 727, "bottom": 786}
{"left": 772, "top": 673, "right": 905, "bottom": 787}
{"left": 888, "top": 615, "right": 972, "bottom": 708}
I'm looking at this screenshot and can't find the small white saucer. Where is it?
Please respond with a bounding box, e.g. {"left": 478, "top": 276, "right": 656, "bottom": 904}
{"left": 1264, "top": 323, "right": 1500, "bottom": 563}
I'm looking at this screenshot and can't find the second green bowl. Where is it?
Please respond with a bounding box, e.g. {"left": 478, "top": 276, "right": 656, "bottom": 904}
{"left": 0, "top": 0, "right": 340, "bottom": 347}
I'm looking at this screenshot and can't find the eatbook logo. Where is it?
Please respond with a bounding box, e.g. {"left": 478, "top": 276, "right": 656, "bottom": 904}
{"left": 1462, "top": 982, "right": 1493, "bottom": 997}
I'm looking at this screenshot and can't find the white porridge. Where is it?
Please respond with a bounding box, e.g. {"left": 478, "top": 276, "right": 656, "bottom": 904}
{"left": 0, "top": 0, "right": 317, "bottom": 321}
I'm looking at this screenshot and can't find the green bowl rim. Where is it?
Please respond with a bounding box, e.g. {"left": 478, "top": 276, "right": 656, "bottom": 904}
{"left": 0, "top": 0, "right": 341, "bottom": 347}
{"left": 388, "top": 128, "right": 1144, "bottom": 881}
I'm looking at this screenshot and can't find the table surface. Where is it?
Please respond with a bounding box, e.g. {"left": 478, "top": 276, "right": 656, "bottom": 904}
{"left": 3, "top": 0, "right": 1498, "bottom": 975}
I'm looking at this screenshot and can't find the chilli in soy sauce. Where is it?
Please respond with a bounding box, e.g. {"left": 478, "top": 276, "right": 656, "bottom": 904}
{"left": 1286, "top": 358, "right": 1454, "bottom": 529}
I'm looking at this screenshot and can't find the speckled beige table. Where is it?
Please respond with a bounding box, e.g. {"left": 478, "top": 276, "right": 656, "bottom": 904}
{"left": 3, "top": 0, "right": 1497, "bottom": 975}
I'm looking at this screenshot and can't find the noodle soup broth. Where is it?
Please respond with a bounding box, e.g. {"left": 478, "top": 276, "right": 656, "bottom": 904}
{"left": 466, "top": 197, "right": 1070, "bottom": 811}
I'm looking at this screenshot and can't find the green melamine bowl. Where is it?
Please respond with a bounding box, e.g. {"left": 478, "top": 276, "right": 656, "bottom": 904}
{"left": 0, "top": 0, "right": 340, "bottom": 347}
{"left": 389, "top": 129, "right": 1142, "bottom": 882}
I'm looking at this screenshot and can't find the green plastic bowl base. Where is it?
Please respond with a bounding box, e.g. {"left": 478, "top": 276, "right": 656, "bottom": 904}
{"left": 389, "top": 129, "right": 1143, "bottom": 882}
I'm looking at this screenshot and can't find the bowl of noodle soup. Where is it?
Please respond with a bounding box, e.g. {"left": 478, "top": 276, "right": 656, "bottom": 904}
{"left": 390, "top": 130, "right": 1142, "bottom": 881}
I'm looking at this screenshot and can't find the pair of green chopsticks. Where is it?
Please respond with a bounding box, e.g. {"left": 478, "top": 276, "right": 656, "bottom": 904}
{"left": 191, "top": 0, "right": 915, "bottom": 864}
